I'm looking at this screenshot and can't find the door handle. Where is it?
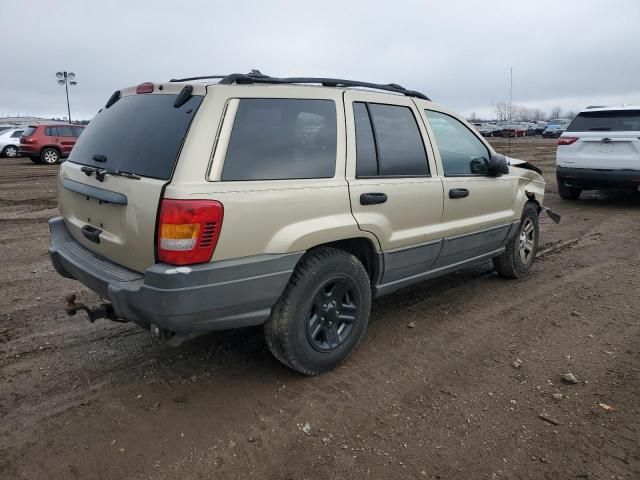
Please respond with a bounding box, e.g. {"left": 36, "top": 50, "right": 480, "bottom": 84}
{"left": 81, "top": 224, "right": 102, "bottom": 244}
{"left": 360, "top": 192, "right": 387, "bottom": 205}
{"left": 449, "top": 188, "right": 469, "bottom": 199}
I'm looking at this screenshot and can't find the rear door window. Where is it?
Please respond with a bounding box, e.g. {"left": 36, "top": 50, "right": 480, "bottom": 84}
{"left": 69, "top": 93, "right": 203, "bottom": 180}
{"left": 368, "top": 104, "right": 428, "bottom": 176}
{"left": 353, "top": 102, "right": 378, "bottom": 177}
{"left": 11, "top": 130, "right": 23, "bottom": 138}
{"left": 222, "top": 99, "right": 337, "bottom": 181}
{"left": 57, "top": 126, "right": 74, "bottom": 137}
{"left": 567, "top": 110, "right": 640, "bottom": 132}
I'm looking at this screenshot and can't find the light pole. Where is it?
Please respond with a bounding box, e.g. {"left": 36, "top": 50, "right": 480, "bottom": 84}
{"left": 56, "top": 71, "right": 77, "bottom": 123}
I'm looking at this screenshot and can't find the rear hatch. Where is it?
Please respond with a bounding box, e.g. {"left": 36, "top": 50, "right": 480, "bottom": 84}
{"left": 58, "top": 86, "right": 203, "bottom": 272}
{"left": 558, "top": 109, "right": 640, "bottom": 170}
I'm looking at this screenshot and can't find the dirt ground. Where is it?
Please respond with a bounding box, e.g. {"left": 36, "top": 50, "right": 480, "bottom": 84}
{"left": 1, "top": 137, "right": 639, "bottom": 480}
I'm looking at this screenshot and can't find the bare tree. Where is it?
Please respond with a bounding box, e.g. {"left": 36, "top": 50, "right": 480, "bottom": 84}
{"left": 564, "top": 110, "right": 577, "bottom": 120}
{"left": 493, "top": 102, "right": 511, "bottom": 121}
{"left": 550, "top": 105, "right": 562, "bottom": 120}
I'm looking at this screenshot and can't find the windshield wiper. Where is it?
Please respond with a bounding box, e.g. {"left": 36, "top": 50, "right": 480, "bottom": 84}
{"left": 80, "top": 165, "right": 140, "bottom": 182}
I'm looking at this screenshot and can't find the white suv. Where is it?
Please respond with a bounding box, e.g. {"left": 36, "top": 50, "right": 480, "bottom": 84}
{"left": 556, "top": 106, "right": 640, "bottom": 199}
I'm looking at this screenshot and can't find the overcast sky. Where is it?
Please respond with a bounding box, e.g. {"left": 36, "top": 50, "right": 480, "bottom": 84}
{"left": 1, "top": 0, "right": 639, "bottom": 120}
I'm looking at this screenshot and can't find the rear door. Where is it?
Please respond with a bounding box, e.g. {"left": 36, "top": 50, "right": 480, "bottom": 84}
{"left": 344, "top": 91, "right": 444, "bottom": 286}
{"left": 59, "top": 88, "right": 204, "bottom": 272}
{"left": 422, "top": 108, "right": 517, "bottom": 265}
{"left": 56, "top": 126, "right": 76, "bottom": 155}
{"left": 558, "top": 110, "right": 640, "bottom": 170}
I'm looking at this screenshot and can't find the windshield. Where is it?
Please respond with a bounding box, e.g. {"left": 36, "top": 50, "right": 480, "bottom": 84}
{"left": 69, "top": 93, "right": 203, "bottom": 180}
{"left": 567, "top": 110, "right": 640, "bottom": 132}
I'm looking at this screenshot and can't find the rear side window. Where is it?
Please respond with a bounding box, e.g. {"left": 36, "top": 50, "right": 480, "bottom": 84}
{"left": 352, "top": 102, "right": 429, "bottom": 177}
{"left": 72, "top": 126, "right": 84, "bottom": 137}
{"left": 45, "top": 127, "right": 58, "bottom": 136}
{"left": 222, "top": 99, "right": 337, "bottom": 181}
{"left": 57, "top": 126, "right": 74, "bottom": 137}
{"left": 567, "top": 110, "right": 640, "bottom": 132}
{"left": 69, "top": 93, "right": 203, "bottom": 180}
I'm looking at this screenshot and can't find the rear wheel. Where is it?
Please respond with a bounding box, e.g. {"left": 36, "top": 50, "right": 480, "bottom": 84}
{"left": 557, "top": 182, "right": 582, "bottom": 200}
{"left": 264, "top": 247, "right": 371, "bottom": 375}
{"left": 40, "top": 148, "right": 60, "bottom": 165}
{"left": 2, "top": 145, "right": 18, "bottom": 158}
{"left": 493, "top": 203, "right": 539, "bottom": 279}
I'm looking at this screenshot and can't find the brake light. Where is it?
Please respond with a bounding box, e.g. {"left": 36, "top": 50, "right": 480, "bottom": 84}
{"left": 136, "top": 82, "right": 154, "bottom": 94}
{"left": 157, "top": 199, "right": 223, "bottom": 265}
{"left": 558, "top": 136, "right": 578, "bottom": 145}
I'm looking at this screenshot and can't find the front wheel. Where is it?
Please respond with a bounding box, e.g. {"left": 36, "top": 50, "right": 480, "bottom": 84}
{"left": 493, "top": 203, "right": 539, "bottom": 279}
{"left": 264, "top": 247, "right": 372, "bottom": 375}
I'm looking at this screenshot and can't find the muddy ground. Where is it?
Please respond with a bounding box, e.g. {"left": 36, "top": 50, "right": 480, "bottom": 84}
{"left": 0, "top": 137, "right": 638, "bottom": 480}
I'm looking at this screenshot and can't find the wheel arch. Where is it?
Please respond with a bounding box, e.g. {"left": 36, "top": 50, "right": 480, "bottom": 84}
{"left": 305, "top": 237, "right": 382, "bottom": 286}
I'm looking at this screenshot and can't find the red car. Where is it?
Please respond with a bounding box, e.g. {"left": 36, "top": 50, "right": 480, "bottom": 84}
{"left": 19, "top": 124, "right": 84, "bottom": 164}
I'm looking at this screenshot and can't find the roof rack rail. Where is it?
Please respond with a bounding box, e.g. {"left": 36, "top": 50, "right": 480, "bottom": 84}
{"left": 169, "top": 75, "right": 227, "bottom": 82}
{"left": 170, "top": 70, "right": 430, "bottom": 100}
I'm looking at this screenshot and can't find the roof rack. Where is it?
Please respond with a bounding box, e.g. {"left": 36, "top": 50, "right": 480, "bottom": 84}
{"left": 169, "top": 70, "right": 430, "bottom": 101}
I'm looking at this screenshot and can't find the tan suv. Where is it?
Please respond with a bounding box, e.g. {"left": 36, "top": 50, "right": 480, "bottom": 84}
{"left": 49, "top": 72, "right": 552, "bottom": 375}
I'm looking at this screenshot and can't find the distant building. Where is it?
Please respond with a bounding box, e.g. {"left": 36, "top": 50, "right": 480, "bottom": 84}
{"left": 0, "top": 116, "right": 89, "bottom": 126}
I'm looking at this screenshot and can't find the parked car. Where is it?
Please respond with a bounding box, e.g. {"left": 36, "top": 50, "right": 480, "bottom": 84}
{"left": 49, "top": 72, "right": 551, "bottom": 375}
{"left": 499, "top": 123, "right": 528, "bottom": 137}
{"left": 531, "top": 121, "right": 548, "bottom": 135}
{"left": 542, "top": 124, "right": 566, "bottom": 138}
{"left": 19, "top": 124, "right": 85, "bottom": 164}
{"left": 477, "top": 124, "right": 501, "bottom": 137}
{"left": 556, "top": 106, "right": 640, "bottom": 199}
{"left": 0, "top": 128, "right": 25, "bottom": 158}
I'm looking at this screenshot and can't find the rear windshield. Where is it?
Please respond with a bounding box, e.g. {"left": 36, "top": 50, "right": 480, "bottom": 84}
{"left": 22, "top": 127, "right": 36, "bottom": 136}
{"left": 69, "top": 93, "right": 203, "bottom": 180}
{"left": 567, "top": 110, "right": 640, "bottom": 132}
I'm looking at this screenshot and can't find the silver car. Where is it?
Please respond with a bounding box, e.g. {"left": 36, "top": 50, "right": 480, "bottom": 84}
{"left": 0, "top": 128, "right": 24, "bottom": 158}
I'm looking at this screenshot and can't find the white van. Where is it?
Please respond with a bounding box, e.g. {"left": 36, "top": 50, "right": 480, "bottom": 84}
{"left": 556, "top": 106, "right": 640, "bottom": 199}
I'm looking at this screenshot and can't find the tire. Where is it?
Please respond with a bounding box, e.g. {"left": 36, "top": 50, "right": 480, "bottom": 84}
{"left": 493, "top": 203, "right": 539, "bottom": 279}
{"left": 264, "top": 247, "right": 372, "bottom": 375}
{"left": 557, "top": 182, "right": 581, "bottom": 200}
{"left": 40, "top": 148, "right": 60, "bottom": 164}
{"left": 2, "top": 145, "right": 18, "bottom": 158}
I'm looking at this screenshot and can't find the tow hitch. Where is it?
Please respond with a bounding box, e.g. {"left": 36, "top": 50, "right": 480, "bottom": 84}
{"left": 64, "top": 294, "right": 122, "bottom": 323}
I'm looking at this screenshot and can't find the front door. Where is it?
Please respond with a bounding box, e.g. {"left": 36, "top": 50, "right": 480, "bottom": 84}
{"left": 344, "top": 91, "right": 444, "bottom": 288}
{"left": 422, "top": 109, "right": 517, "bottom": 266}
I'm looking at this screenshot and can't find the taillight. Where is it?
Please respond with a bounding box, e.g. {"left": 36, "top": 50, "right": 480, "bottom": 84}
{"left": 558, "top": 136, "right": 578, "bottom": 145}
{"left": 136, "top": 82, "right": 154, "bottom": 94}
{"left": 157, "top": 199, "right": 223, "bottom": 265}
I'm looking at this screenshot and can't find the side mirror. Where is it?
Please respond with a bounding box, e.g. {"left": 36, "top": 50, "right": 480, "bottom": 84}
{"left": 487, "top": 153, "right": 510, "bottom": 175}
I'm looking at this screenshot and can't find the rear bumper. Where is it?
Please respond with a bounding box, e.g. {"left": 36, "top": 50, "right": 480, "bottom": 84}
{"left": 48, "top": 217, "right": 302, "bottom": 333}
{"left": 556, "top": 166, "right": 640, "bottom": 190}
{"left": 19, "top": 146, "right": 37, "bottom": 157}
